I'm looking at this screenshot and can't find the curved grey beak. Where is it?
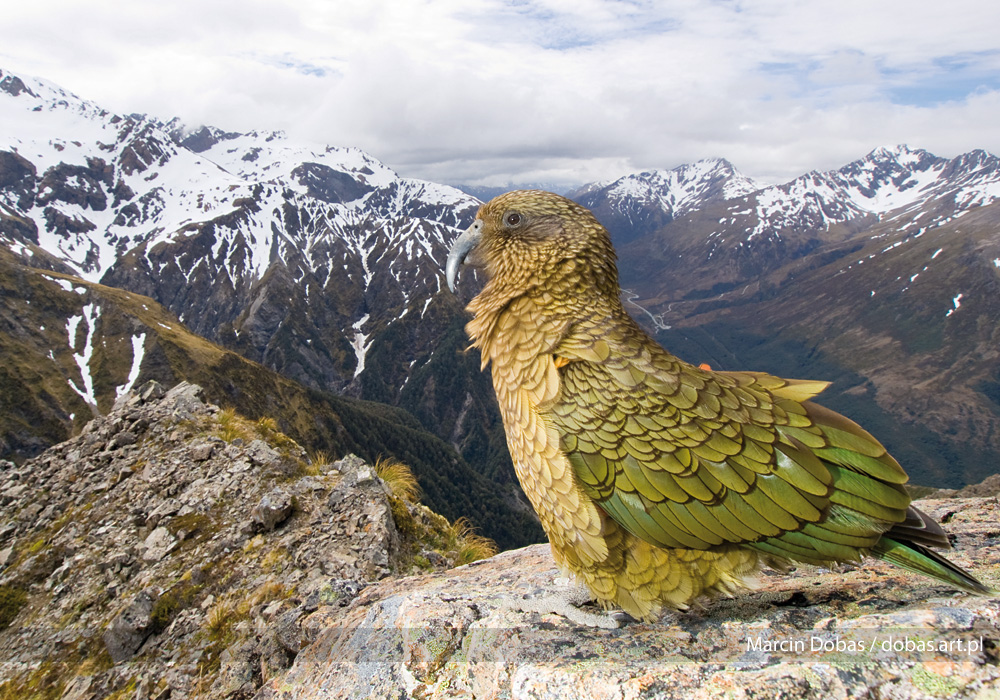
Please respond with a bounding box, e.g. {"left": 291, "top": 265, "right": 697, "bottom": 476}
{"left": 445, "top": 219, "right": 483, "bottom": 293}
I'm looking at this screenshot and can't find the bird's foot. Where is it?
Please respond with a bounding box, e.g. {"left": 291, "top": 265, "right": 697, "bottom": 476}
{"left": 497, "top": 577, "right": 634, "bottom": 629}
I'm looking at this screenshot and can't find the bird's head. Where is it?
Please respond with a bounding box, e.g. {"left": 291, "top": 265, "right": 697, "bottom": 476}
{"left": 446, "top": 190, "right": 618, "bottom": 298}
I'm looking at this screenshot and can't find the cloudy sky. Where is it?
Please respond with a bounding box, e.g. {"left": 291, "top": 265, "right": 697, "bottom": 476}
{"left": 3, "top": 0, "right": 999, "bottom": 188}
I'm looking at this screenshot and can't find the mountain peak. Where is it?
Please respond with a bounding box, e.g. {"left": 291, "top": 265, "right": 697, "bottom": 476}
{"left": 163, "top": 121, "right": 242, "bottom": 153}
{"left": 634, "top": 156, "right": 744, "bottom": 183}
{"left": 692, "top": 156, "right": 738, "bottom": 172}
{"left": 0, "top": 67, "right": 100, "bottom": 115}
{"left": 598, "top": 156, "right": 760, "bottom": 202}
{"left": 571, "top": 157, "right": 762, "bottom": 244}
{"left": 948, "top": 148, "right": 1000, "bottom": 173}
{"left": 0, "top": 69, "right": 37, "bottom": 99}
{"left": 861, "top": 144, "right": 936, "bottom": 169}
{"left": 869, "top": 143, "right": 921, "bottom": 158}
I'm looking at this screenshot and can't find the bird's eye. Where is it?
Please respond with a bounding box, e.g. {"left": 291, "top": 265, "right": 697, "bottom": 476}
{"left": 504, "top": 212, "right": 522, "bottom": 227}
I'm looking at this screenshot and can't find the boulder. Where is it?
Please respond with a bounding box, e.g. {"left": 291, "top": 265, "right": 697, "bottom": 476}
{"left": 141, "top": 526, "right": 178, "bottom": 562}
{"left": 251, "top": 488, "right": 294, "bottom": 532}
{"left": 102, "top": 589, "right": 158, "bottom": 663}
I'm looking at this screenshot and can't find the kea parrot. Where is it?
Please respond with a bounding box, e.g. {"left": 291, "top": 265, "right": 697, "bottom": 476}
{"left": 445, "top": 189, "right": 991, "bottom": 624}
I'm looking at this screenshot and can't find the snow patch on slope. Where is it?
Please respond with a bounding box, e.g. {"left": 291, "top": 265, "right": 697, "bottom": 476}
{"left": 351, "top": 313, "right": 372, "bottom": 379}
{"left": 66, "top": 303, "right": 100, "bottom": 405}
{"left": 946, "top": 293, "right": 964, "bottom": 318}
{"left": 116, "top": 333, "right": 147, "bottom": 398}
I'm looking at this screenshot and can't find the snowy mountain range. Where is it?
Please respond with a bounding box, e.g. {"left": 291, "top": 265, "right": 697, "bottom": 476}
{"left": 1, "top": 67, "right": 478, "bottom": 397}
{"left": 3, "top": 66, "right": 1000, "bottom": 492}
{"left": 582, "top": 144, "right": 1000, "bottom": 253}
{"left": 591, "top": 145, "right": 1000, "bottom": 303}
{"left": 706, "top": 145, "right": 1000, "bottom": 250}
{"left": 0, "top": 68, "right": 542, "bottom": 546}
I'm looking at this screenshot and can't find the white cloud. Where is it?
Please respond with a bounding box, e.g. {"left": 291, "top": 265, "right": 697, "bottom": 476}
{"left": 2, "top": 0, "right": 1000, "bottom": 187}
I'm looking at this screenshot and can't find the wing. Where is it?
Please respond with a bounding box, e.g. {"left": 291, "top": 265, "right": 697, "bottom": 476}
{"left": 549, "top": 320, "right": 913, "bottom": 565}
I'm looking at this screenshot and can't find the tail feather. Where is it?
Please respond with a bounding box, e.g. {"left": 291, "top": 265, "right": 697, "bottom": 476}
{"left": 872, "top": 536, "right": 994, "bottom": 595}
{"left": 886, "top": 505, "right": 952, "bottom": 549}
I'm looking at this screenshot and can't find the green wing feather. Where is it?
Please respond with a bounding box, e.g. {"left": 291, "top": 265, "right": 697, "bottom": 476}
{"left": 550, "top": 324, "right": 991, "bottom": 593}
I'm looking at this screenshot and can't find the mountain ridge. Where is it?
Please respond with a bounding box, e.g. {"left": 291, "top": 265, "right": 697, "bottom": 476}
{"left": 613, "top": 143, "right": 1000, "bottom": 303}
{"left": 571, "top": 157, "right": 763, "bottom": 245}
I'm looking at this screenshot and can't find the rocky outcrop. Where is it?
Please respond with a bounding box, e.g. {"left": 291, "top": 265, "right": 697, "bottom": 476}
{"left": 260, "top": 497, "right": 1000, "bottom": 700}
{"left": 0, "top": 381, "right": 479, "bottom": 698}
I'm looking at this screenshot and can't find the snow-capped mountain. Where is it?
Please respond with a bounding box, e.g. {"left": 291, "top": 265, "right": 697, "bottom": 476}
{"left": 0, "top": 67, "right": 479, "bottom": 399}
{"left": 716, "top": 145, "right": 1000, "bottom": 244}
{"left": 573, "top": 158, "right": 764, "bottom": 244}
{"left": 614, "top": 144, "right": 1000, "bottom": 302}
{"left": 1, "top": 70, "right": 257, "bottom": 279}
{"left": 1, "top": 67, "right": 536, "bottom": 535}
{"left": 0, "top": 70, "right": 475, "bottom": 281}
